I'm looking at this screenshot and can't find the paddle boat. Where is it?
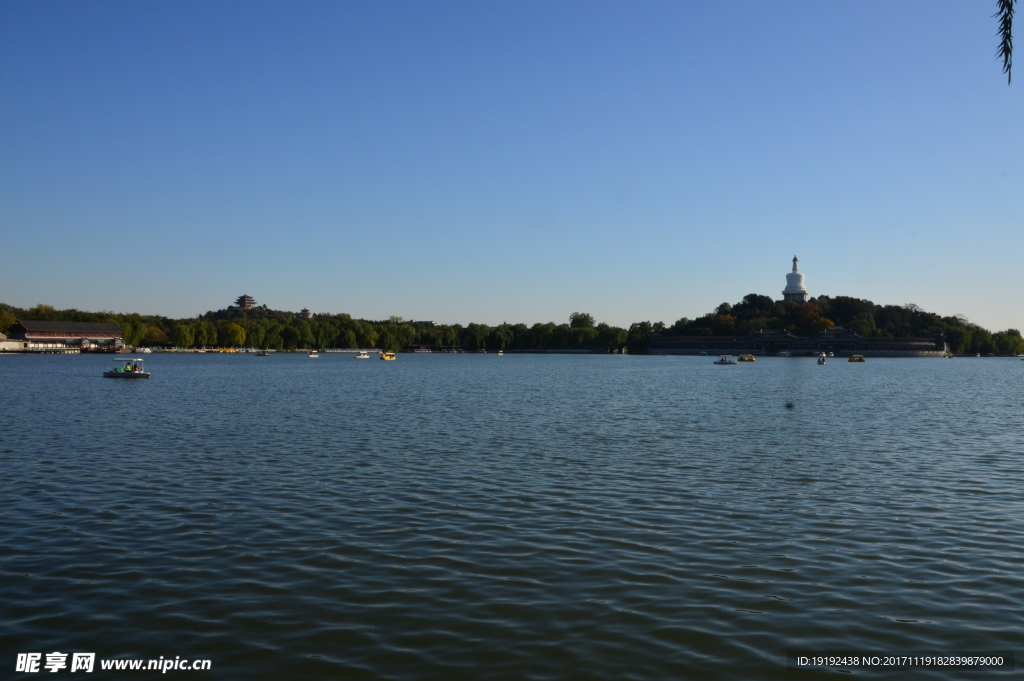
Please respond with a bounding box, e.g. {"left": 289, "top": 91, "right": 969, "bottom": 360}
{"left": 848, "top": 355, "right": 866, "bottom": 363}
{"left": 817, "top": 353, "right": 826, "bottom": 365}
{"left": 308, "top": 351, "right": 319, "bottom": 358}
{"left": 104, "top": 358, "right": 150, "bottom": 379}
{"left": 714, "top": 356, "right": 737, "bottom": 365}
{"left": 380, "top": 352, "right": 397, "bottom": 361}
{"left": 737, "top": 354, "right": 755, "bottom": 362}
{"left": 355, "top": 352, "right": 370, "bottom": 359}
{"left": 777, "top": 350, "right": 792, "bottom": 357}
{"left": 255, "top": 351, "right": 269, "bottom": 356}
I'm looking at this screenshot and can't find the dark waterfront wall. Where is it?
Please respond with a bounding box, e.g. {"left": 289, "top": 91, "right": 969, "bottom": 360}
{"left": 648, "top": 328, "right": 949, "bottom": 356}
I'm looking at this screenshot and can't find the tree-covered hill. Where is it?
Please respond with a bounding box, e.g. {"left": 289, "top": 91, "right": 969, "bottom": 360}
{"left": 631, "top": 294, "right": 1023, "bottom": 355}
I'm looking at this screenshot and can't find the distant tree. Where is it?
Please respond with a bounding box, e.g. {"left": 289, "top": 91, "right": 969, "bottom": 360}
{"left": 221, "top": 322, "right": 246, "bottom": 348}
{"left": 810, "top": 317, "right": 835, "bottom": 333}
{"left": 847, "top": 313, "right": 877, "bottom": 337}
{"left": 280, "top": 325, "right": 299, "bottom": 350}
{"left": 740, "top": 294, "right": 774, "bottom": 313}
{"left": 492, "top": 323, "right": 514, "bottom": 350}
{"left": 464, "top": 323, "right": 491, "bottom": 350}
{"left": 995, "top": 328, "right": 1024, "bottom": 354}
{"left": 140, "top": 325, "right": 171, "bottom": 347}
{"left": 338, "top": 329, "right": 358, "bottom": 348}
{"left": 0, "top": 309, "right": 16, "bottom": 334}
{"left": 626, "top": 321, "right": 653, "bottom": 353}
{"left": 569, "top": 312, "right": 595, "bottom": 329}
{"left": 170, "top": 324, "right": 194, "bottom": 348}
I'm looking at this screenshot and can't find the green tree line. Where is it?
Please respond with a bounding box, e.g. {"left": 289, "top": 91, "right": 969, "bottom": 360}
{"left": 0, "top": 304, "right": 628, "bottom": 353}
{"left": 3, "top": 296, "right": 1022, "bottom": 355}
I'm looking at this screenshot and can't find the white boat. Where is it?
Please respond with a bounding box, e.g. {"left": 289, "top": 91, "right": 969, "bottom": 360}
{"left": 308, "top": 352, "right": 319, "bottom": 358}
{"left": 355, "top": 352, "right": 370, "bottom": 359}
{"left": 777, "top": 351, "right": 791, "bottom": 357}
{"left": 497, "top": 350, "right": 504, "bottom": 356}
{"left": 136, "top": 347, "right": 152, "bottom": 354}
{"left": 817, "top": 353, "right": 826, "bottom": 365}
{"left": 713, "top": 356, "right": 737, "bottom": 365}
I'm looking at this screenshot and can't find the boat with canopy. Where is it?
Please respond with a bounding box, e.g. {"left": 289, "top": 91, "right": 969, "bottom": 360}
{"left": 104, "top": 358, "right": 150, "bottom": 378}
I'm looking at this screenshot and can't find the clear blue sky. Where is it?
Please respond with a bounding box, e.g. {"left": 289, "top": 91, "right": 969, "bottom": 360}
{"left": 2, "top": 1, "right": 1021, "bottom": 330}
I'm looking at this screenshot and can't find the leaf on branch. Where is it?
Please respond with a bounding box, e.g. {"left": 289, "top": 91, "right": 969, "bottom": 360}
{"left": 996, "top": 0, "right": 1015, "bottom": 84}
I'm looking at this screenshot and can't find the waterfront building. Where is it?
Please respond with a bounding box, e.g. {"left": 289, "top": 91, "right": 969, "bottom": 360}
{"left": 7, "top": 320, "right": 125, "bottom": 351}
{"left": 234, "top": 294, "right": 256, "bottom": 309}
{"left": 782, "top": 256, "right": 810, "bottom": 302}
{"left": 648, "top": 326, "right": 948, "bottom": 357}
{"left": 0, "top": 331, "right": 27, "bottom": 352}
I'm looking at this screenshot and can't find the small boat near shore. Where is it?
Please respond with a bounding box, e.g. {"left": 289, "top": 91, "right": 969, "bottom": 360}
{"left": 355, "top": 352, "right": 370, "bottom": 359}
{"left": 104, "top": 358, "right": 150, "bottom": 379}
{"left": 849, "top": 355, "right": 865, "bottom": 363}
{"left": 308, "top": 351, "right": 319, "bottom": 358}
{"left": 714, "top": 356, "right": 737, "bottom": 365}
{"left": 817, "top": 353, "right": 826, "bottom": 365}
{"left": 380, "top": 352, "right": 397, "bottom": 361}
{"left": 737, "top": 354, "right": 755, "bottom": 362}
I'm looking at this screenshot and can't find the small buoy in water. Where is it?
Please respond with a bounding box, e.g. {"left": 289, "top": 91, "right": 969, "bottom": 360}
{"left": 785, "top": 402, "right": 795, "bottom": 410}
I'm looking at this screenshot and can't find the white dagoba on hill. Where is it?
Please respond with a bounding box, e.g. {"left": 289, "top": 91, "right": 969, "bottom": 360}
{"left": 782, "top": 256, "right": 809, "bottom": 302}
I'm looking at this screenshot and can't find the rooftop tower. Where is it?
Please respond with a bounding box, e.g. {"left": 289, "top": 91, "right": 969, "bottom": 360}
{"left": 782, "top": 256, "right": 809, "bottom": 302}
{"left": 235, "top": 294, "right": 256, "bottom": 309}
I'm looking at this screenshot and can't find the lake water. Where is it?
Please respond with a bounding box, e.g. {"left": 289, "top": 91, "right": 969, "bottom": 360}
{"left": 2, "top": 353, "right": 1022, "bottom": 679}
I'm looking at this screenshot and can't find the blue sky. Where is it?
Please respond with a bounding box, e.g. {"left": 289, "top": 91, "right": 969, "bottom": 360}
{"left": 2, "top": 1, "right": 1021, "bottom": 330}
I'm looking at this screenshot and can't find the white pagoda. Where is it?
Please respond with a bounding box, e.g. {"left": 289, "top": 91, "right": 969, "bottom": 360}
{"left": 782, "top": 256, "right": 809, "bottom": 302}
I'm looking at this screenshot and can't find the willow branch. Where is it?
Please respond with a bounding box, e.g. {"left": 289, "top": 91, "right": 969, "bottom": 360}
{"left": 996, "top": 0, "right": 1015, "bottom": 84}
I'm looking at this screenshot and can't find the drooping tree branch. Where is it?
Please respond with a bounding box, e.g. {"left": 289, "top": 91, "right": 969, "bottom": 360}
{"left": 996, "top": 0, "right": 1015, "bottom": 83}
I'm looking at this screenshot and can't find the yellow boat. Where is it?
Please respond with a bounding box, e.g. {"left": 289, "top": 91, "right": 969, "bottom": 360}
{"left": 848, "top": 355, "right": 865, "bottom": 363}
{"left": 380, "top": 352, "right": 397, "bottom": 361}
{"left": 737, "top": 354, "right": 755, "bottom": 362}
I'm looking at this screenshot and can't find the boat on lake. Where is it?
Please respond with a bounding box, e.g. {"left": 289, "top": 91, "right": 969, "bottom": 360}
{"left": 777, "top": 350, "right": 791, "bottom": 357}
{"left": 104, "top": 358, "right": 150, "bottom": 379}
{"left": 355, "top": 352, "right": 370, "bottom": 359}
{"left": 380, "top": 352, "right": 397, "bottom": 361}
{"left": 849, "top": 355, "right": 866, "bottom": 363}
{"left": 737, "top": 354, "right": 755, "bottom": 362}
{"left": 308, "top": 351, "right": 319, "bottom": 358}
{"left": 255, "top": 351, "right": 269, "bottom": 356}
{"left": 817, "top": 353, "right": 826, "bottom": 365}
{"left": 714, "top": 356, "right": 737, "bottom": 365}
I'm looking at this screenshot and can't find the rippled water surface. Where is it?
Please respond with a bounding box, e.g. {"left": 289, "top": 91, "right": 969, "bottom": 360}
{"left": 2, "top": 353, "right": 1023, "bottom": 679}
